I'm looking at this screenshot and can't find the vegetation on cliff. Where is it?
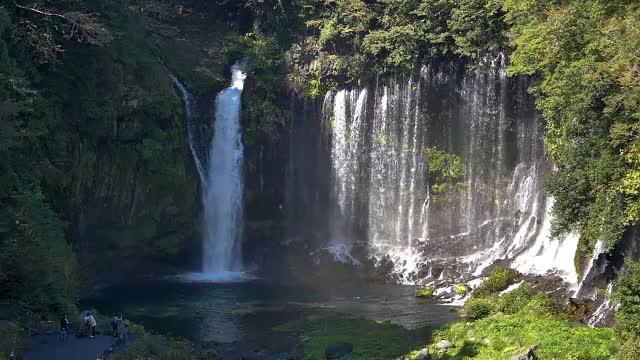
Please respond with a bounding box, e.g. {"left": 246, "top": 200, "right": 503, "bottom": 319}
{"left": 404, "top": 272, "right": 620, "bottom": 359}
{"left": 1, "top": 1, "right": 639, "bottom": 358}
{"left": 0, "top": 0, "right": 253, "bottom": 314}
{"left": 505, "top": 0, "right": 640, "bottom": 250}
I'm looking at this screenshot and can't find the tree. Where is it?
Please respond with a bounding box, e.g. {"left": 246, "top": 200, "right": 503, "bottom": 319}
{"left": 10, "top": 0, "right": 112, "bottom": 63}
{"left": 504, "top": 0, "right": 640, "bottom": 249}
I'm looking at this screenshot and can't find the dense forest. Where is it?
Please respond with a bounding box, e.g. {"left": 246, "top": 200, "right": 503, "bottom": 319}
{"left": 1, "top": 0, "right": 640, "bottom": 359}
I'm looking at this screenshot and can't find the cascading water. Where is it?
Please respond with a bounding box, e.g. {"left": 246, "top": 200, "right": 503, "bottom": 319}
{"left": 202, "top": 61, "right": 246, "bottom": 275}
{"left": 170, "top": 74, "right": 206, "bottom": 184}
{"left": 312, "top": 55, "right": 579, "bottom": 285}
{"left": 172, "top": 61, "right": 249, "bottom": 281}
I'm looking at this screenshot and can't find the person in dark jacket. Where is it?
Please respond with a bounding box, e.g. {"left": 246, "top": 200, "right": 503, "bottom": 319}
{"left": 60, "top": 314, "right": 71, "bottom": 342}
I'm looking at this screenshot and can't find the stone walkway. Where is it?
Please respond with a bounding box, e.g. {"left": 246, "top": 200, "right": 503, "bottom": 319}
{"left": 24, "top": 334, "right": 115, "bottom": 360}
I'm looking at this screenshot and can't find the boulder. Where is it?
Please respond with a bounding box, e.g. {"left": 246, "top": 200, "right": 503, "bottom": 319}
{"left": 435, "top": 340, "right": 455, "bottom": 351}
{"left": 510, "top": 346, "right": 538, "bottom": 360}
{"left": 415, "top": 348, "right": 430, "bottom": 359}
{"left": 325, "top": 342, "right": 353, "bottom": 359}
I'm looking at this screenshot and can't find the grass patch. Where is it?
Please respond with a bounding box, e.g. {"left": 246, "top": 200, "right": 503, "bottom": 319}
{"left": 402, "top": 284, "right": 620, "bottom": 360}
{"left": 428, "top": 312, "right": 619, "bottom": 359}
{"left": 274, "top": 313, "right": 437, "bottom": 360}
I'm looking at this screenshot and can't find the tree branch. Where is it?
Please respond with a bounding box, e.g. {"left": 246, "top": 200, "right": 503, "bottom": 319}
{"left": 13, "top": 1, "right": 68, "bottom": 21}
{"left": 13, "top": 1, "right": 112, "bottom": 46}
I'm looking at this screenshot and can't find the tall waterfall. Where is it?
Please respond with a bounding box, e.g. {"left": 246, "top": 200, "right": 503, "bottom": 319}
{"left": 172, "top": 62, "right": 248, "bottom": 280}
{"left": 203, "top": 62, "right": 246, "bottom": 274}
{"left": 314, "top": 55, "right": 579, "bottom": 285}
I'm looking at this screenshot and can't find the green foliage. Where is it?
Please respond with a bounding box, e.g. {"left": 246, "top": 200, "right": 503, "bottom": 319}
{"left": 275, "top": 313, "right": 437, "bottom": 360}
{"left": 461, "top": 296, "right": 495, "bottom": 320}
{"left": 449, "top": 0, "right": 508, "bottom": 59}
{"left": 425, "top": 146, "right": 466, "bottom": 203}
{"left": 0, "top": 321, "right": 29, "bottom": 359}
{"left": 504, "top": 0, "right": 640, "bottom": 249}
{"left": 614, "top": 260, "right": 640, "bottom": 337}
{"left": 428, "top": 312, "right": 618, "bottom": 359}
{"left": 290, "top": 0, "right": 509, "bottom": 96}
{"left": 422, "top": 289, "right": 618, "bottom": 359}
{"left": 617, "top": 334, "right": 640, "bottom": 360}
{"left": 1, "top": 191, "right": 79, "bottom": 315}
{"left": 461, "top": 285, "right": 552, "bottom": 321}
{"left": 455, "top": 284, "right": 471, "bottom": 296}
{"left": 416, "top": 285, "right": 435, "bottom": 298}
{"left": 495, "top": 285, "right": 535, "bottom": 315}
{"left": 111, "top": 329, "right": 195, "bottom": 360}
{"left": 472, "top": 267, "right": 518, "bottom": 297}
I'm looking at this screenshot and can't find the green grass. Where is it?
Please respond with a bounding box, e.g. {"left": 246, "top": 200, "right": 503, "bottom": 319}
{"left": 274, "top": 313, "right": 437, "bottom": 360}
{"left": 424, "top": 312, "right": 619, "bottom": 360}
{"left": 402, "top": 284, "right": 620, "bottom": 360}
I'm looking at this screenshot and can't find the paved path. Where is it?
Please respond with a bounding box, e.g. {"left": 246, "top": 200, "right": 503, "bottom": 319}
{"left": 24, "top": 334, "right": 115, "bottom": 360}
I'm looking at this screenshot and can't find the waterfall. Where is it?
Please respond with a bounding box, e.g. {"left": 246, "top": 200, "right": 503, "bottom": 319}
{"left": 172, "top": 62, "right": 249, "bottom": 281}
{"left": 169, "top": 75, "right": 206, "bottom": 183}
{"left": 588, "top": 283, "right": 615, "bottom": 327}
{"left": 328, "top": 88, "right": 368, "bottom": 262}
{"left": 318, "top": 55, "right": 579, "bottom": 284}
{"left": 202, "top": 61, "right": 246, "bottom": 275}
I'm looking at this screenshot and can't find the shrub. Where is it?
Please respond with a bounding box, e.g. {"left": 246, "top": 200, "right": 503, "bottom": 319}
{"left": 618, "top": 334, "right": 640, "bottom": 360}
{"left": 473, "top": 267, "right": 518, "bottom": 297}
{"left": 0, "top": 321, "right": 29, "bottom": 359}
{"left": 416, "top": 285, "right": 435, "bottom": 297}
{"left": 497, "top": 285, "right": 535, "bottom": 315}
{"left": 521, "top": 291, "right": 554, "bottom": 316}
{"left": 455, "top": 284, "right": 471, "bottom": 296}
{"left": 461, "top": 296, "right": 496, "bottom": 320}
{"left": 614, "top": 260, "right": 640, "bottom": 336}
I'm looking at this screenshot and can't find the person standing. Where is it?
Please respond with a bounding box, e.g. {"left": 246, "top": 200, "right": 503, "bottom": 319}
{"left": 60, "top": 314, "right": 71, "bottom": 342}
{"left": 111, "top": 314, "right": 123, "bottom": 338}
{"left": 87, "top": 312, "right": 97, "bottom": 338}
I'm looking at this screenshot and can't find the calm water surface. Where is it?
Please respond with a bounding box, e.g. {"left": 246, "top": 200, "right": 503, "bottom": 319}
{"left": 85, "top": 280, "right": 458, "bottom": 354}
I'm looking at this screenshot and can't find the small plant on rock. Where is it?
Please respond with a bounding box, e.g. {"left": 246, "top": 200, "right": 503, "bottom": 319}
{"left": 473, "top": 267, "right": 518, "bottom": 297}
{"left": 455, "top": 284, "right": 471, "bottom": 296}
{"left": 416, "top": 285, "right": 435, "bottom": 298}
